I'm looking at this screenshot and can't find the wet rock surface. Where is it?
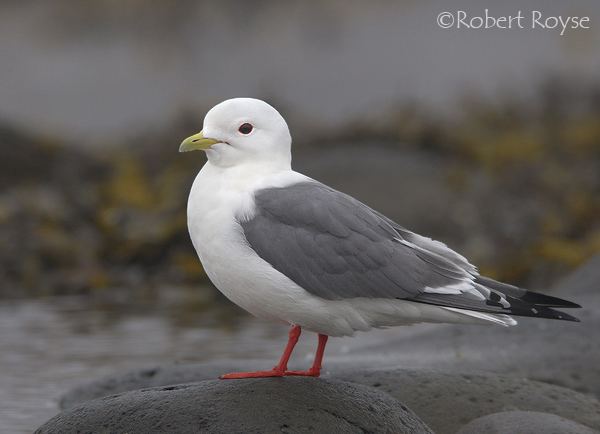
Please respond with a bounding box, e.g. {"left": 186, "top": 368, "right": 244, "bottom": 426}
{"left": 39, "top": 378, "right": 433, "bottom": 434}
{"left": 46, "top": 255, "right": 600, "bottom": 433}
{"left": 456, "top": 411, "right": 598, "bottom": 434}
{"left": 334, "top": 368, "right": 600, "bottom": 434}
{"left": 62, "top": 366, "right": 600, "bottom": 434}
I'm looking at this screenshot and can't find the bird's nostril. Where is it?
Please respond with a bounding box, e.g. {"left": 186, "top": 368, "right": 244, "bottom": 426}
{"left": 192, "top": 139, "right": 199, "bottom": 142}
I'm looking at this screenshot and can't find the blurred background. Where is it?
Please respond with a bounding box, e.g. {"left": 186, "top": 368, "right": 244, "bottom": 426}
{"left": 1, "top": 0, "right": 599, "bottom": 431}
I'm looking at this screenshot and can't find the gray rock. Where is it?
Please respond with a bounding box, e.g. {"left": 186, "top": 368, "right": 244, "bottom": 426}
{"left": 457, "top": 411, "right": 598, "bottom": 434}
{"left": 333, "top": 368, "right": 600, "bottom": 434}
{"left": 59, "top": 365, "right": 600, "bottom": 434}
{"left": 39, "top": 378, "right": 433, "bottom": 434}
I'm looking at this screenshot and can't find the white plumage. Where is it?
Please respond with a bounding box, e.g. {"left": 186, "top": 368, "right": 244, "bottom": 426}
{"left": 184, "top": 98, "right": 516, "bottom": 337}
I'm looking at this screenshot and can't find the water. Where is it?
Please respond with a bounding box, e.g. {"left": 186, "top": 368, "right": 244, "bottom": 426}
{"left": 0, "top": 292, "right": 322, "bottom": 433}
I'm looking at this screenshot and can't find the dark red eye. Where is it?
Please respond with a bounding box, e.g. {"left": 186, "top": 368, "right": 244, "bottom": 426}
{"left": 238, "top": 123, "right": 253, "bottom": 134}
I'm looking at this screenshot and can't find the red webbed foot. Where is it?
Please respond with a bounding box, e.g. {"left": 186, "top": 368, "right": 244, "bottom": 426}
{"left": 219, "top": 369, "right": 285, "bottom": 379}
{"left": 284, "top": 368, "right": 321, "bottom": 377}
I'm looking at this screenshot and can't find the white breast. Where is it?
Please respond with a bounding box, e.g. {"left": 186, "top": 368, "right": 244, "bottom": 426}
{"left": 186, "top": 161, "right": 311, "bottom": 321}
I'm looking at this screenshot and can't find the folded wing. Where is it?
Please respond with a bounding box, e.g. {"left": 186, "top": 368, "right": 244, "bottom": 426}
{"left": 240, "top": 181, "right": 580, "bottom": 322}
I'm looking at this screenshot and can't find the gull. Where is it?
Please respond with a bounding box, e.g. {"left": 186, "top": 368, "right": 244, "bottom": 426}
{"left": 179, "top": 98, "right": 580, "bottom": 379}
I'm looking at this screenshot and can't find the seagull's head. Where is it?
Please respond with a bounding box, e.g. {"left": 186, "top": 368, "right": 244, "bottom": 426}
{"left": 179, "top": 98, "right": 292, "bottom": 169}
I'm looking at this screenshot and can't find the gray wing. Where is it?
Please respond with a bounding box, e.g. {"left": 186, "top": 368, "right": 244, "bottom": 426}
{"left": 241, "top": 181, "right": 479, "bottom": 302}
{"left": 240, "top": 181, "right": 581, "bottom": 321}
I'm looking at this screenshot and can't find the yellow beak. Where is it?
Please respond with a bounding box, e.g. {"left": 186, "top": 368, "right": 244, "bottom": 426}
{"left": 179, "top": 130, "right": 219, "bottom": 152}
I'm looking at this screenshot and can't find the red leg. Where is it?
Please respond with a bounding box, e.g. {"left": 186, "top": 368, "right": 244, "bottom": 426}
{"left": 220, "top": 325, "right": 301, "bottom": 379}
{"left": 285, "top": 334, "right": 328, "bottom": 377}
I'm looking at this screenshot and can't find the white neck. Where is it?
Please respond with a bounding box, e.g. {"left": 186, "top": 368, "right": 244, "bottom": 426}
{"left": 189, "top": 158, "right": 309, "bottom": 226}
{"left": 204, "top": 143, "right": 292, "bottom": 171}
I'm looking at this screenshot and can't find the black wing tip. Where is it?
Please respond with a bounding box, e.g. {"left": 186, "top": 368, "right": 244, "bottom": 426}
{"left": 410, "top": 294, "right": 582, "bottom": 323}
{"left": 503, "top": 295, "right": 582, "bottom": 322}
{"left": 548, "top": 310, "right": 581, "bottom": 322}
{"left": 520, "top": 305, "right": 581, "bottom": 322}
{"left": 475, "top": 276, "right": 582, "bottom": 309}
{"left": 520, "top": 291, "right": 582, "bottom": 309}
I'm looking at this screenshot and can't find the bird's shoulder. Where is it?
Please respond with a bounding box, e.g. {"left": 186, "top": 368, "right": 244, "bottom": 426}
{"left": 246, "top": 179, "right": 396, "bottom": 237}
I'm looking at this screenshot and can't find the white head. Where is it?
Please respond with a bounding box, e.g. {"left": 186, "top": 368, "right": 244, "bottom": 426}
{"left": 179, "top": 98, "right": 292, "bottom": 169}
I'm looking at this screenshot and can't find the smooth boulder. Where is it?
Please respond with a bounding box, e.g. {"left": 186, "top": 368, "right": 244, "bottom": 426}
{"left": 39, "top": 377, "right": 433, "bottom": 434}
{"left": 58, "top": 365, "right": 600, "bottom": 434}
{"left": 457, "top": 411, "right": 597, "bottom": 434}
{"left": 334, "top": 368, "right": 600, "bottom": 434}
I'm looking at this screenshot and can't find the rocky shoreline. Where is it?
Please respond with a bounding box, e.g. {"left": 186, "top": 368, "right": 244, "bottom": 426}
{"left": 36, "top": 256, "right": 600, "bottom": 433}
